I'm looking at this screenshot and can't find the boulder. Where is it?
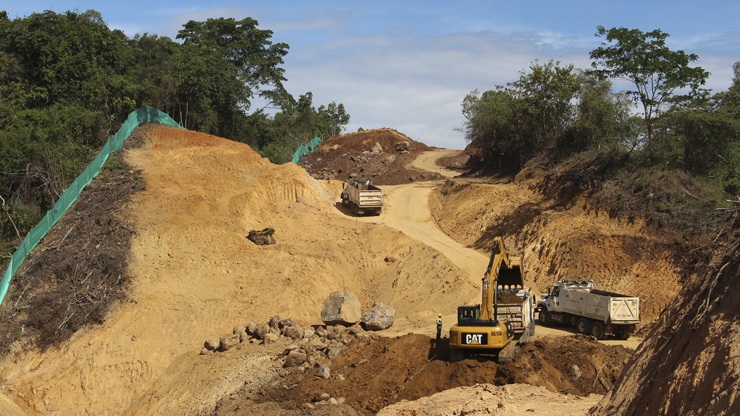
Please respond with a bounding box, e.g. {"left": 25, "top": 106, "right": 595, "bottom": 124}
{"left": 219, "top": 334, "right": 240, "bottom": 351}
{"left": 247, "top": 228, "right": 276, "bottom": 245}
{"left": 268, "top": 315, "right": 282, "bottom": 329}
{"left": 321, "top": 291, "right": 362, "bottom": 325}
{"left": 394, "top": 141, "right": 409, "bottom": 152}
{"left": 371, "top": 142, "right": 383, "bottom": 154}
{"left": 284, "top": 350, "right": 308, "bottom": 367}
{"left": 233, "top": 324, "right": 248, "bottom": 335}
{"left": 253, "top": 323, "right": 270, "bottom": 340}
{"left": 362, "top": 302, "right": 395, "bottom": 331}
{"left": 278, "top": 317, "right": 295, "bottom": 328}
{"left": 204, "top": 339, "right": 219, "bottom": 351}
{"left": 263, "top": 333, "right": 280, "bottom": 345}
{"left": 316, "top": 365, "right": 331, "bottom": 379}
{"left": 283, "top": 325, "right": 305, "bottom": 340}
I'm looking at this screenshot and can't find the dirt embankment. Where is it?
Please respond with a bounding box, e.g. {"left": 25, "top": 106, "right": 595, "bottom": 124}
{"left": 0, "top": 125, "right": 481, "bottom": 415}
{"left": 591, "top": 212, "right": 739, "bottom": 416}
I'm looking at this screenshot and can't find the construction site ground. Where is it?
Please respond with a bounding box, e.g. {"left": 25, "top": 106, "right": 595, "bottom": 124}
{"left": 0, "top": 125, "right": 728, "bottom": 415}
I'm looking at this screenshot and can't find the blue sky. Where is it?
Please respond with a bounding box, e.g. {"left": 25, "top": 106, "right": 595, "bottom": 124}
{"left": 3, "top": 1, "right": 739, "bottom": 149}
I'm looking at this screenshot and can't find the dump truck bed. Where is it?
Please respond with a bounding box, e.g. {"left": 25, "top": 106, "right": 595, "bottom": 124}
{"left": 559, "top": 287, "right": 640, "bottom": 324}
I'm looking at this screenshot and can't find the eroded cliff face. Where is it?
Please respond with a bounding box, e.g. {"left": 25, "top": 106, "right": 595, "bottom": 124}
{"left": 590, "top": 218, "right": 739, "bottom": 416}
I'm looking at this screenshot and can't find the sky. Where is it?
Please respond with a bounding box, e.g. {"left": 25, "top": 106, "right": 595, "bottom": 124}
{"left": 2, "top": 1, "right": 739, "bottom": 150}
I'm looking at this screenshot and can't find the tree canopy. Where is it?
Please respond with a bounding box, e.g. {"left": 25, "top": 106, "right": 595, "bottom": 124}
{"left": 589, "top": 26, "right": 710, "bottom": 158}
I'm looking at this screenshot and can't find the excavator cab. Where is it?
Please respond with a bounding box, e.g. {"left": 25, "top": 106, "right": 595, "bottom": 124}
{"left": 457, "top": 305, "right": 480, "bottom": 323}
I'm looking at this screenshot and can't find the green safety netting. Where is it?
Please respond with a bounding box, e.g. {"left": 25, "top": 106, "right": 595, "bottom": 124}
{"left": 0, "top": 107, "right": 182, "bottom": 307}
{"left": 291, "top": 136, "right": 322, "bottom": 163}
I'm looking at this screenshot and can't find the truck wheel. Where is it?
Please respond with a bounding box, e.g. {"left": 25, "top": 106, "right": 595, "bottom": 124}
{"left": 341, "top": 197, "right": 348, "bottom": 207}
{"left": 614, "top": 328, "right": 630, "bottom": 340}
{"left": 351, "top": 203, "right": 358, "bottom": 216}
{"left": 590, "top": 321, "right": 605, "bottom": 340}
{"left": 537, "top": 310, "right": 550, "bottom": 326}
{"left": 577, "top": 318, "right": 591, "bottom": 334}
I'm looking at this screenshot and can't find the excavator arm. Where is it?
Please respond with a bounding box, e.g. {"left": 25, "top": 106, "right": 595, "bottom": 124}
{"left": 480, "top": 237, "right": 516, "bottom": 321}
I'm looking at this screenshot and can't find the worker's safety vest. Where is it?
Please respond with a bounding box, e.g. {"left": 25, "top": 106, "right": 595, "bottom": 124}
{"left": 436, "top": 318, "right": 442, "bottom": 326}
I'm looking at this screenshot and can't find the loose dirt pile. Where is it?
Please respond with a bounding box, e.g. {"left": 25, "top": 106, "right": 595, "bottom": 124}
{"left": 298, "top": 128, "right": 446, "bottom": 184}
{"left": 214, "top": 330, "right": 630, "bottom": 416}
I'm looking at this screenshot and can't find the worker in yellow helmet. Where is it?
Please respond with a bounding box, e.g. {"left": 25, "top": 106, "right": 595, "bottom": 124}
{"left": 436, "top": 313, "right": 443, "bottom": 340}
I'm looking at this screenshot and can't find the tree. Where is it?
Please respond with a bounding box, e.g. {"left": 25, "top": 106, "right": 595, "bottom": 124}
{"left": 562, "top": 73, "right": 638, "bottom": 153}
{"left": 462, "top": 87, "right": 523, "bottom": 171}
{"left": 265, "top": 92, "right": 350, "bottom": 163}
{"left": 589, "top": 26, "right": 709, "bottom": 160}
{"left": 462, "top": 60, "right": 582, "bottom": 171}
{"left": 316, "top": 102, "right": 350, "bottom": 138}
{"left": 511, "top": 59, "right": 582, "bottom": 152}
{"left": 174, "top": 17, "right": 290, "bottom": 136}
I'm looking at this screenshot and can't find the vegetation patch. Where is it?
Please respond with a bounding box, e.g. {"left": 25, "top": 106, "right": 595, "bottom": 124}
{"left": 0, "top": 137, "right": 143, "bottom": 355}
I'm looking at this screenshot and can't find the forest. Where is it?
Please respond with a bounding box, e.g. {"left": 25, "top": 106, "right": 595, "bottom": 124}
{"left": 1, "top": 10, "right": 739, "bottom": 261}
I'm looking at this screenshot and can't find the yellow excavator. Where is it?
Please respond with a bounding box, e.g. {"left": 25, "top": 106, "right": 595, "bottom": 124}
{"left": 448, "top": 236, "right": 531, "bottom": 362}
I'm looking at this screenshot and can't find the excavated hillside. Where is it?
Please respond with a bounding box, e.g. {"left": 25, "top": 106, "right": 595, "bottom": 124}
{"left": 0, "top": 124, "right": 734, "bottom": 415}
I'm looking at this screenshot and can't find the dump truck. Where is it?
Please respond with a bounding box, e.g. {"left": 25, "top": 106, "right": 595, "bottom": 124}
{"left": 448, "top": 237, "right": 535, "bottom": 362}
{"left": 340, "top": 178, "right": 383, "bottom": 216}
{"left": 536, "top": 279, "right": 640, "bottom": 340}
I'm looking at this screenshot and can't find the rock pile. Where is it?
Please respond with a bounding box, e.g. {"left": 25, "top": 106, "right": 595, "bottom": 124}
{"left": 297, "top": 128, "right": 444, "bottom": 185}
{"left": 201, "top": 315, "right": 379, "bottom": 374}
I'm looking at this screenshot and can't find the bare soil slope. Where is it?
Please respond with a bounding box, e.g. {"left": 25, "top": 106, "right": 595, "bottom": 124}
{"left": 429, "top": 178, "right": 684, "bottom": 323}
{"left": 591, "top": 211, "right": 739, "bottom": 416}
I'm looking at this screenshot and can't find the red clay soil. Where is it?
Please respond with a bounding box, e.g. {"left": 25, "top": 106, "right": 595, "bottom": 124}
{"left": 298, "top": 128, "right": 446, "bottom": 185}
{"left": 216, "top": 334, "right": 632, "bottom": 416}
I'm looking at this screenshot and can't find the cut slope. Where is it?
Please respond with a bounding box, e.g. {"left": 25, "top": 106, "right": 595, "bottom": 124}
{"left": 430, "top": 179, "right": 683, "bottom": 323}
{"left": 590, "top": 209, "right": 739, "bottom": 416}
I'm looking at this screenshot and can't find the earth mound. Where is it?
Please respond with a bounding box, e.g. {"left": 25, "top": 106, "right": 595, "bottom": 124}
{"left": 215, "top": 333, "right": 631, "bottom": 415}
{"left": 298, "top": 128, "right": 445, "bottom": 184}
